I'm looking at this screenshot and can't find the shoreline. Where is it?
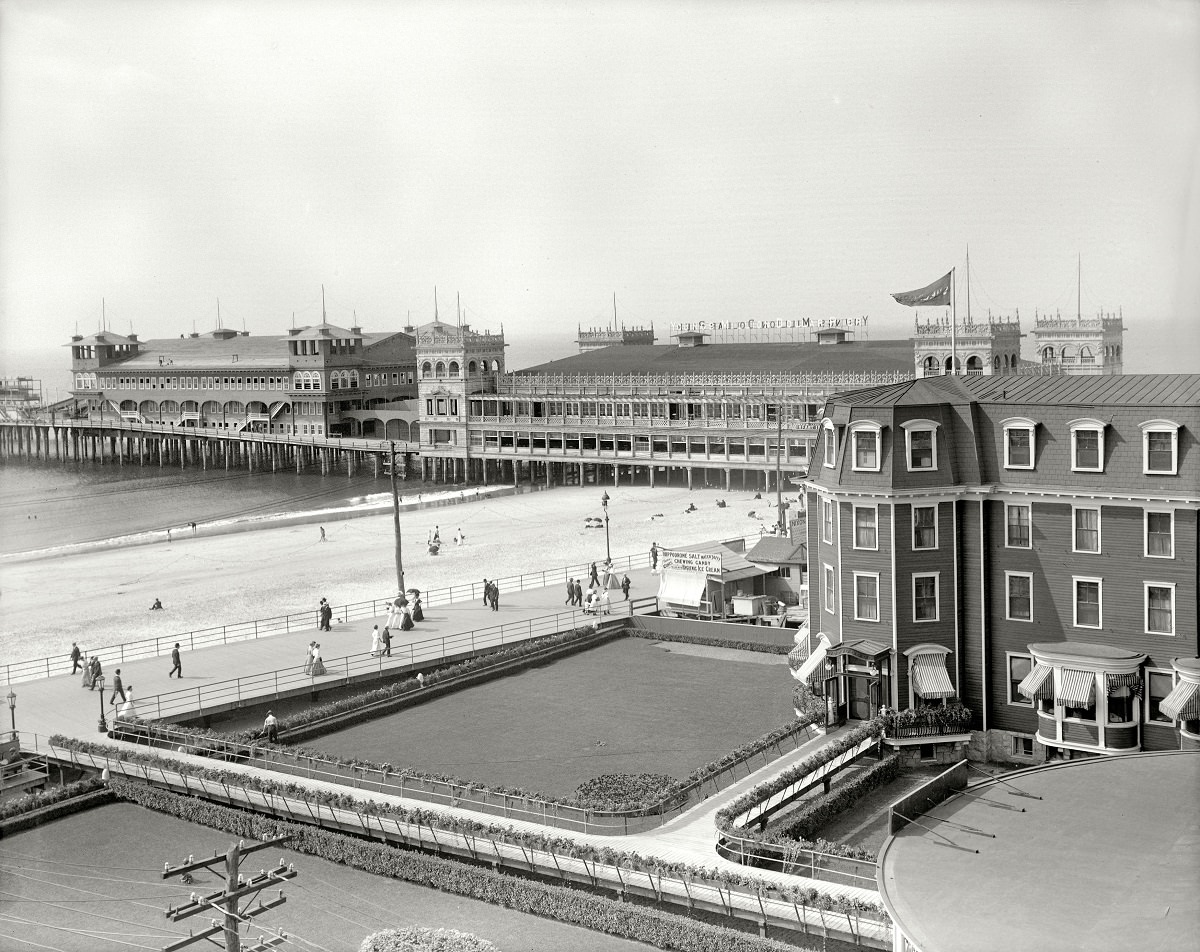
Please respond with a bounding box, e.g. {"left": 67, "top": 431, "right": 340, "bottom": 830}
{"left": 0, "top": 483, "right": 521, "bottom": 565}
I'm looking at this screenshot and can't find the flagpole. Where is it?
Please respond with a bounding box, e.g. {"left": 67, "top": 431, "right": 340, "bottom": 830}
{"left": 951, "top": 267, "right": 958, "bottom": 375}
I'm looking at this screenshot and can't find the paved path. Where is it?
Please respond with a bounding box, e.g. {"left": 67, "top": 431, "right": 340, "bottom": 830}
{"left": 16, "top": 569, "right": 878, "bottom": 907}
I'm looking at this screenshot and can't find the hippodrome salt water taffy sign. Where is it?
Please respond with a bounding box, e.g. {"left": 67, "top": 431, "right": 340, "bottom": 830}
{"left": 659, "top": 549, "right": 724, "bottom": 576}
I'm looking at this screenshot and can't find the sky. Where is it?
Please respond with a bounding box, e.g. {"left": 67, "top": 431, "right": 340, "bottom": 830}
{"left": 2, "top": 0, "right": 1198, "bottom": 398}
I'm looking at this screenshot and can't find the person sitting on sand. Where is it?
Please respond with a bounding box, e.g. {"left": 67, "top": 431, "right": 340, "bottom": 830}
{"left": 149, "top": 598, "right": 163, "bottom": 611}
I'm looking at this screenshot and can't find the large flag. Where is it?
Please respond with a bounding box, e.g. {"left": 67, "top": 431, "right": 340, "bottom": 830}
{"left": 892, "top": 271, "right": 952, "bottom": 307}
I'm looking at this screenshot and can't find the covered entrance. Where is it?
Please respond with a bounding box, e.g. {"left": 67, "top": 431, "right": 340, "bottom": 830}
{"left": 823, "top": 639, "right": 892, "bottom": 729}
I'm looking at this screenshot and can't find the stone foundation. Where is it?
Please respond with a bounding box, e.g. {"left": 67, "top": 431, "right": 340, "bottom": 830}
{"left": 966, "top": 729, "right": 1048, "bottom": 767}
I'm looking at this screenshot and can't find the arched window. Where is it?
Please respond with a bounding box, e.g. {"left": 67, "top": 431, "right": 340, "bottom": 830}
{"left": 491, "top": 359, "right": 500, "bottom": 372}
{"left": 224, "top": 401, "right": 245, "bottom": 415}
{"left": 1041, "top": 346, "right": 1055, "bottom": 362}
{"left": 421, "top": 361, "right": 433, "bottom": 378}
{"left": 1079, "top": 346, "right": 1093, "bottom": 364}
{"left": 120, "top": 400, "right": 137, "bottom": 412}
{"left": 435, "top": 361, "right": 446, "bottom": 377}
{"left": 468, "top": 360, "right": 478, "bottom": 373}
{"left": 448, "top": 360, "right": 460, "bottom": 376}
{"left": 1011, "top": 353, "right": 1018, "bottom": 368}
{"left": 943, "top": 356, "right": 960, "bottom": 373}
{"left": 75, "top": 374, "right": 84, "bottom": 390}
{"left": 966, "top": 355, "right": 983, "bottom": 375}
{"left": 293, "top": 372, "right": 303, "bottom": 390}
{"left": 159, "top": 400, "right": 179, "bottom": 414}
{"left": 994, "top": 355, "right": 1002, "bottom": 370}
{"left": 138, "top": 400, "right": 157, "bottom": 415}
{"left": 330, "top": 374, "right": 340, "bottom": 391}
{"left": 922, "top": 355, "right": 939, "bottom": 377}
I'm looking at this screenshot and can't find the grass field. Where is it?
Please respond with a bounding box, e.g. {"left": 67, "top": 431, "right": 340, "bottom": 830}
{"left": 305, "top": 638, "right": 794, "bottom": 796}
{"left": 0, "top": 802, "right": 657, "bottom": 952}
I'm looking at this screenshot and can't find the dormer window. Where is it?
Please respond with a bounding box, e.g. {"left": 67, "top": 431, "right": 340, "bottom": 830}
{"left": 1001, "top": 417, "right": 1037, "bottom": 470}
{"left": 901, "top": 419, "right": 939, "bottom": 472}
{"left": 849, "top": 422, "right": 883, "bottom": 473}
{"left": 1069, "top": 419, "right": 1105, "bottom": 473}
{"left": 822, "top": 421, "right": 837, "bottom": 468}
{"left": 1140, "top": 420, "right": 1180, "bottom": 475}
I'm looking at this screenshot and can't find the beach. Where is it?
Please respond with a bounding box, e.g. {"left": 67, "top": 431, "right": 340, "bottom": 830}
{"left": 0, "top": 484, "right": 792, "bottom": 664}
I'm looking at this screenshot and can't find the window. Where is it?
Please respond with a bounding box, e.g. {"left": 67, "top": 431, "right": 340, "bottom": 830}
{"left": 821, "top": 498, "right": 833, "bottom": 544}
{"left": 1006, "top": 572, "right": 1033, "bottom": 622}
{"left": 1147, "top": 671, "right": 1175, "bottom": 723}
{"left": 823, "top": 564, "right": 836, "bottom": 614}
{"left": 1145, "top": 511, "right": 1174, "bottom": 558}
{"left": 912, "top": 505, "right": 937, "bottom": 549}
{"left": 1005, "top": 503, "right": 1031, "bottom": 548}
{"left": 1008, "top": 655, "right": 1033, "bottom": 705}
{"left": 913, "top": 573, "right": 939, "bottom": 622}
{"left": 822, "top": 423, "right": 837, "bottom": 468}
{"left": 1073, "top": 577, "right": 1102, "bottom": 629}
{"left": 1002, "top": 418, "right": 1036, "bottom": 469}
{"left": 1141, "top": 421, "right": 1180, "bottom": 475}
{"left": 851, "top": 425, "right": 881, "bottom": 472}
{"left": 1145, "top": 583, "right": 1175, "bottom": 635}
{"left": 1073, "top": 507, "right": 1100, "bottom": 554}
{"left": 902, "top": 420, "right": 938, "bottom": 471}
{"left": 1069, "top": 420, "right": 1105, "bottom": 472}
{"left": 1011, "top": 735, "right": 1035, "bottom": 758}
{"left": 853, "top": 506, "right": 878, "bottom": 550}
{"left": 854, "top": 573, "right": 879, "bottom": 621}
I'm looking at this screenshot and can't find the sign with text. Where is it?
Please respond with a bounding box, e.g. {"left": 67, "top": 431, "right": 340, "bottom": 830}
{"left": 660, "top": 549, "right": 723, "bottom": 576}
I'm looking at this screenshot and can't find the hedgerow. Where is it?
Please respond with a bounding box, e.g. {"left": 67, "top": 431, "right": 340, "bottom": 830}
{"left": 778, "top": 755, "right": 902, "bottom": 842}
{"left": 0, "top": 776, "right": 108, "bottom": 822}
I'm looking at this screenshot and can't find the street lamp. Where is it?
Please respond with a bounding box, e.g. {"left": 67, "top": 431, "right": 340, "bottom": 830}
{"left": 97, "top": 676, "right": 108, "bottom": 733}
{"left": 600, "top": 491, "right": 611, "bottom": 566}
{"left": 6, "top": 689, "right": 15, "bottom": 740}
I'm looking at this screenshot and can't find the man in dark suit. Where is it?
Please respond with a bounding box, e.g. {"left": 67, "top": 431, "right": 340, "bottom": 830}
{"left": 565, "top": 579, "right": 575, "bottom": 605}
{"left": 70, "top": 642, "right": 83, "bottom": 674}
{"left": 573, "top": 579, "right": 584, "bottom": 606}
{"left": 110, "top": 669, "right": 126, "bottom": 706}
{"left": 168, "top": 643, "right": 182, "bottom": 678}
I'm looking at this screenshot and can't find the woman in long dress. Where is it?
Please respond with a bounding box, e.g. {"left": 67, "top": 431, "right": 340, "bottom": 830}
{"left": 370, "top": 627, "right": 382, "bottom": 656}
{"left": 310, "top": 643, "right": 327, "bottom": 677}
{"left": 399, "top": 604, "right": 414, "bottom": 631}
{"left": 303, "top": 641, "right": 315, "bottom": 676}
{"left": 411, "top": 596, "right": 424, "bottom": 623}
{"left": 81, "top": 656, "right": 96, "bottom": 689}
{"left": 118, "top": 688, "right": 137, "bottom": 720}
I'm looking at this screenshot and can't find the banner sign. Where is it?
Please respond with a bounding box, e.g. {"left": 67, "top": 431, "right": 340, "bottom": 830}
{"left": 669, "top": 316, "right": 868, "bottom": 335}
{"left": 660, "top": 549, "right": 723, "bottom": 576}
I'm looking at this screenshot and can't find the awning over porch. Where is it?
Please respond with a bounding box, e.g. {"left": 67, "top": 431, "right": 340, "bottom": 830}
{"left": 1017, "top": 663, "right": 1054, "bottom": 701}
{"left": 657, "top": 571, "right": 708, "bottom": 608}
{"left": 795, "top": 632, "right": 831, "bottom": 683}
{"left": 910, "top": 653, "right": 956, "bottom": 700}
{"left": 1056, "top": 668, "right": 1096, "bottom": 707}
{"left": 1159, "top": 680, "right": 1200, "bottom": 721}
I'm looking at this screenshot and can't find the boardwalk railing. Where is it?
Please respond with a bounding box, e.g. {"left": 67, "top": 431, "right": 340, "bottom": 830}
{"left": 29, "top": 736, "right": 891, "bottom": 947}
{"left": 2, "top": 545, "right": 698, "bottom": 684}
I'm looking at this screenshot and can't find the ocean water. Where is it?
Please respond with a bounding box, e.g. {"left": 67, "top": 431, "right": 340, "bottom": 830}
{"left": 0, "top": 458, "right": 433, "bottom": 556}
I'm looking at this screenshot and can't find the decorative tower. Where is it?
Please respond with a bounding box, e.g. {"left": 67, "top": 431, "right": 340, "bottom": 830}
{"left": 911, "top": 314, "right": 1023, "bottom": 377}
{"left": 1030, "top": 310, "right": 1124, "bottom": 375}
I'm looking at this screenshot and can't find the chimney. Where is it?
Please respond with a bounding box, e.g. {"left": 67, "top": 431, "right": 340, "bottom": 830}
{"left": 288, "top": 327, "right": 303, "bottom": 336}
{"left": 189, "top": 332, "right": 200, "bottom": 338}
{"left": 71, "top": 335, "right": 83, "bottom": 342}
{"left": 128, "top": 333, "right": 139, "bottom": 342}
{"left": 350, "top": 326, "right": 362, "bottom": 336}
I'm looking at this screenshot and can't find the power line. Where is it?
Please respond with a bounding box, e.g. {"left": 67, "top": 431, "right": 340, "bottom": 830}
{"left": 0, "top": 859, "right": 186, "bottom": 887}
{"left": 0, "top": 913, "right": 159, "bottom": 950}
{"left": 0, "top": 849, "right": 165, "bottom": 872}
{"left": 0, "top": 927, "right": 70, "bottom": 952}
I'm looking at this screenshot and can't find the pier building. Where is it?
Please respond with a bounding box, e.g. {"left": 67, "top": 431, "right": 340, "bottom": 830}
{"left": 1030, "top": 310, "right": 1125, "bottom": 374}
{"left": 803, "top": 372, "right": 1200, "bottom": 765}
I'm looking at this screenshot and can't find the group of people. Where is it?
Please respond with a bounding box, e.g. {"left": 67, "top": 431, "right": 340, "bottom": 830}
{"left": 302, "top": 641, "right": 327, "bottom": 677}
{"left": 565, "top": 565, "right": 632, "bottom": 615}
{"left": 317, "top": 597, "right": 333, "bottom": 631}
{"left": 480, "top": 579, "right": 500, "bottom": 611}
{"left": 385, "top": 592, "right": 424, "bottom": 630}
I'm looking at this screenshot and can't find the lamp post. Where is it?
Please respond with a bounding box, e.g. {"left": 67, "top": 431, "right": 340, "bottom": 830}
{"left": 6, "top": 689, "right": 15, "bottom": 740}
{"left": 97, "top": 676, "right": 108, "bottom": 733}
{"left": 600, "top": 490, "right": 611, "bottom": 566}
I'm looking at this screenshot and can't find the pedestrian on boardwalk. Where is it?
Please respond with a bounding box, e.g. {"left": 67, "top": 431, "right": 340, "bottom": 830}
{"left": 168, "top": 643, "right": 182, "bottom": 678}
{"left": 70, "top": 642, "right": 82, "bottom": 675}
{"left": 650, "top": 542, "right": 659, "bottom": 572}
{"left": 311, "top": 644, "right": 327, "bottom": 677}
{"left": 589, "top": 562, "right": 599, "bottom": 587}
{"left": 400, "top": 603, "right": 415, "bottom": 631}
{"left": 118, "top": 687, "right": 137, "bottom": 720}
{"left": 600, "top": 587, "right": 611, "bottom": 615}
{"left": 264, "top": 711, "right": 279, "bottom": 743}
{"left": 318, "top": 598, "right": 333, "bottom": 632}
{"left": 481, "top": 579, "right": 490, "bottom": 606}
{"left": 82, "top": 656, "right": 98, "bottom": 690}
{"left": 303, "top": 641, "right": 316, "bottom": 675}
{"left": 489, "top": 581, "right": 499, "bottom": 612}
{"left": 381, "top": 626, "right": 392, "bottom": 657}
{"left": 109, "top": 669, "right": 126, "bottom": 707}
{"left": 371, "top": 625, "right": 382, "bottom": 656}
{"left": 573, "top": 578, "right": 584, "bottom": 606}
{"left": 621, "top": 574, "right": 631, "bottom": 600}
{"left": 565, "top": 578, "right": 575, "bottom": 605}
{"left": 411, "top": 594, "right": 424, "bottom": 623}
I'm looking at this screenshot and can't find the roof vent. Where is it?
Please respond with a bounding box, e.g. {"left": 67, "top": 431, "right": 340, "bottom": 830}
{"left": 127, "top": 333, "right": 138, "bottom": 342}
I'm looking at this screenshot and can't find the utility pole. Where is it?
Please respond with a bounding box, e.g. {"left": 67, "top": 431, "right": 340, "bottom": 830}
{"left": 162, "top": 835, "right": 295, "bottom": 952}
{"left": 390, "top": 441, "right": 405, "bottom": 596}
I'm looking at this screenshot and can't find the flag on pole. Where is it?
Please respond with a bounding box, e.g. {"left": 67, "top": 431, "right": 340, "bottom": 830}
{"left": 891, "top": 271, "right": 952, "bottom": 307}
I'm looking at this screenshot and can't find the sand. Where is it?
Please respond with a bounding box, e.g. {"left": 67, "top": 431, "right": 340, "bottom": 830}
{"left": 0, "top": 484, "right": 793, "bottom": 663}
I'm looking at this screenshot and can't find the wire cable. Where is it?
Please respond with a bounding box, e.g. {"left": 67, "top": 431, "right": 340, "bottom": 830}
{"left": 199, "top": 896, "right": 334, "bottom": 952}
{"left": 0, "top": 928, "right": 70, "bottom": 952}
{"left": 0, "top": 866, "right": 189, "bottom": 915}
{"left": 0, "top": 914, "right": 159, "bottom": 951}
{"left": 0, "top": 849, "right": 163, "bottom": 872}
{"left": 0, "top": 888, "right": 184, "bottom": 936}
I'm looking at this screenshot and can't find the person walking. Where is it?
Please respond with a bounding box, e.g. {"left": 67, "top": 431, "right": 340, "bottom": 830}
{"left": 481, "top": 579, "right": 490, "bottom": 606}
{"left": 318, "top": 598, "right": 332, "bottom": 632}
{"left": 118, "top": 687, "right": 137, "bottom": 720}
{"left": 168, "top": 643, "right": 182, "bottom": 678}
{"left": 70, "top": 642, "right": 83, "bottom": 675}
{"left": 650, "top": 542, "right": 659, "bottom": 572}
{"left": 573, "top": 578, "right": 584, "bottom": 606}
{"left": 411, "top": 595, "right": 424, "bottom": 623}
{"left": 264, "top": 711, "right": 279, "bottom": 743}
{"left": 370, "top": 625, "right": 382, "bottom": 657}
{"left": 565, "top": 578, "right": 575, "bottom": 605}
{"left": 400, "top": 603, "right": 415, "bottom": 631}
{"left": 589, "top": 562, "right": 599, "bottom": 587}
{"left": 489, "top": 581, "right": 499, "bottom": 612}
{"left": 109, "top": 669, "right": 126, "bottom": 707}
{"left": 303, "top": 641, "right": 316, "bottom": 676}
{"left": 621, "top": 574, "right": 632, "bottom": 600}
{"left": 82, "top": 655, "right": 99, "bottom": 689}
{"left": 381, "top": 626, "right": 392, "bottom": 657}
{"left": 311, "top": 644, "right": 327, "bottom": 677}
{"left": 319, "top": 526, "right": 326, "bottom": 542}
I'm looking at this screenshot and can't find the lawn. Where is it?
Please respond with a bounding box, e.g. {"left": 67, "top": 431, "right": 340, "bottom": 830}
{"left": 0, "top": 802, "right": 656, "bottom": 952}
{"left": 305, "top": 637, "right": 794, "bottom": 797}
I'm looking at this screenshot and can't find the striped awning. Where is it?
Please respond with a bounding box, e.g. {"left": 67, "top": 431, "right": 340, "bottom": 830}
{"left": 1056, "top": 668, "right": 1096, "bottom": 707}
{"left": 1017, "top": 663, "right": 1054, "bottom": 701}
{"left": 1159, "top": 680, "right": 1200, "bottom": 721}
{"left": 1106, "top": 672, "right": 1143, "bottom": 697}
{"left": 911, "top": 654, "right": 956, "bottom": 699}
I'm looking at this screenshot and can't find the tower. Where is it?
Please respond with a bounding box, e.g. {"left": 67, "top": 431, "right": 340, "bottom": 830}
{"left": 911, "top": 314, "right": 1023, "bottom": 377}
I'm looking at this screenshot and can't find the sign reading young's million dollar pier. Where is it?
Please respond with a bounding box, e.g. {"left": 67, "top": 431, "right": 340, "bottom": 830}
{"left": 669, "top": 316, "right": 868, "bottom": 344}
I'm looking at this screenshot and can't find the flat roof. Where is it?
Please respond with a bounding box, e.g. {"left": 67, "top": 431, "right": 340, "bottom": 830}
{"left": 877, "top": 752, "right": 1200, "bottom": 952}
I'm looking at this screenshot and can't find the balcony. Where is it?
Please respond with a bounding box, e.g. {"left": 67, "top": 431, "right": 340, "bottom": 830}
{"left": 882, "top": 704, "right": 972, "bottom": 740}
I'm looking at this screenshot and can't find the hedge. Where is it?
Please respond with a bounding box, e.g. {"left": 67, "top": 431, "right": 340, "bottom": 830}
{"left": 0, "top": 776, "right": 108, "bottom": 822}
{"left": 627, "top": 629, "right": 791, "bottom": 656}
{"left": 360, "top": 929, "right": 498, "bottom": 952}
{"left": 59, "top": 736, "right": 885, "bottom": 921}
{"left": 779, "top": 755, "right": 902, "bottom": 843}
{"left": 111, "top": 779, "right": 818, "bottom": 952}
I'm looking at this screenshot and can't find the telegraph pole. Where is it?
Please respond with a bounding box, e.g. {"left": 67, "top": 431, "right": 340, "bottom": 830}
{"left": 162, "top": 835, "right": 295, "bottom": 952}
{"left": 389, "top": 441, "right": 405, "bottom": 596}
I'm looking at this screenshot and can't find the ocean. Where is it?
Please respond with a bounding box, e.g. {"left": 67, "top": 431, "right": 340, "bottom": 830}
{"left": 0, "top": 458, "right": 433, "bottom": 557}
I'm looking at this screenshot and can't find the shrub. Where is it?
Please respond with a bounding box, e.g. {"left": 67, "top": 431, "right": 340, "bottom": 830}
{"left": 628, "top": 629, "right": 791, "bottom": 655}
{"left": 0, "top": 776, "right": 108, "bottom": 822}
{"left": 574, "top": 773, "right": 677, "bottom": 808}
{"left": 359, "top": 928, "right": 498, "bottom": 952}
{"left": 780, "top": 755, "right": 902, "bottom": 842}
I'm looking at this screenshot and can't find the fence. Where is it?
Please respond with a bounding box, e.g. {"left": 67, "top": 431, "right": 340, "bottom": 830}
{"left": 888, "top": 759, "right": 968, "bottom": 835}
{"left": 29, "top": 736, "right": 891, "bottom": 947}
